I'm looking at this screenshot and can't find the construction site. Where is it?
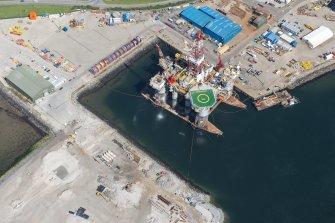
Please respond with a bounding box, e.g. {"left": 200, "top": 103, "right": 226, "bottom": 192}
{"left": 0, "top": 0, "right": 335, "bottom": 223}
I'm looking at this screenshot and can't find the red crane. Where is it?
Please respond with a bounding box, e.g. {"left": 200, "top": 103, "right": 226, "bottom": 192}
{"left": 215, "top": 56, "right": 224, "bottom": 71}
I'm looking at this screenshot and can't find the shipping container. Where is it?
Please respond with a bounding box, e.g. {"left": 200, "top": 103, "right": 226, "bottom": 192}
{"left": 123, "top": 12, "right": 130, "bottom": 22}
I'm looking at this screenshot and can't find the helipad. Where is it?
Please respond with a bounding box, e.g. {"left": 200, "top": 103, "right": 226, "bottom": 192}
{"left": 190, "top": 89, "right": 216, "bottom": 108}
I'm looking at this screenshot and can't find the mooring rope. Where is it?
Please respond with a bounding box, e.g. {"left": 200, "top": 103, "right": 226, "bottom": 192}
{"left": 241, "top": 96, "right": 252, "bottom": 103}
{"left": 186, "top": 128, "right": 196, "bottom": 185}
{"left": 110, "top": 88, "right": 143, "bottom": 99}
{"left": 216, "top": 107, "right": 247, "bottom": 114}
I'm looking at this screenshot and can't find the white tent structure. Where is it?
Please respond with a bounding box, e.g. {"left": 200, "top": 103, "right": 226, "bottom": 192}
{"left": 302, "top": 26, "right": 333, "bottom": 48}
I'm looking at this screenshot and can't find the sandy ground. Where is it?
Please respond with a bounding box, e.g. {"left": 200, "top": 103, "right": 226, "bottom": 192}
{"left": 0, "top": 11, "right": 223, "bottom": 223}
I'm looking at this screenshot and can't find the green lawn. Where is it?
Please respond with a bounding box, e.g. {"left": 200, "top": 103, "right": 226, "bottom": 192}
{"left": 103, "top": 0, "right": 169, "bottom": 4}
{"left": 0, "top": 5, "right": 95, "bottom": 19}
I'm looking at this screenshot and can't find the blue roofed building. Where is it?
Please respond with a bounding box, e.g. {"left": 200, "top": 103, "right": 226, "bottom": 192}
{"left": 180, "top": 6, "right": 213, "bottom": 29}
{"left": 180, "top": 6, "right": 242, "bottom": 44}
{"left": 199, "top": 6, "right": 222, "bottom": 19}
{"left": 264, "top": 32, "right": 279, "bottom": 44}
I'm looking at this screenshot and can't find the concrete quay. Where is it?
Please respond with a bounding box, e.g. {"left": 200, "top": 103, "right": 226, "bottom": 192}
{"left": 0, "top": 12, "right": 223, "bottom": 223}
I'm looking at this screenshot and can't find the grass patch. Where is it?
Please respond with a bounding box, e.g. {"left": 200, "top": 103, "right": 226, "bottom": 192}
{"left": 0, "top": 5, "right": 98, "bottom": 19}
{"left": 0, "top": 133, "right": 52, "bottom": 178}
{"left": 106, "top": 0, "right": 193, "bottom": 10}
{"left": 104, "top": 0, "right": 168, "bottom": 4}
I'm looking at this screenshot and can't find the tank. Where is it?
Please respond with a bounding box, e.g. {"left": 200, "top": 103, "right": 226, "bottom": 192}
{"left": 122, "top": 45, "right": 127, "bottom": 52}
{"left": 99, "top": 61, "right": 106, "bottom": 68}
{"left": 126, "top": 43, "right": 132, "bottom": 50}
{"left": 89, "top": 37, "right": 141, "bottom": 75}
{"left": 118, "top": 49, "right": 124, "bottom": 55}
{"left": 91, "top": 67, "right": 98, "bottom": 74}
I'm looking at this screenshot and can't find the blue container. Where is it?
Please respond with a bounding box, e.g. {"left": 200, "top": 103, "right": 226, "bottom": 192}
{"left": 123, "top": 12, "right": 130, "bottom": 22}
{"left": 62, "top": 27, "right": 68, "bottom": 32}
{"left": 291, "top": 40, "right": 297, "bottom": 47}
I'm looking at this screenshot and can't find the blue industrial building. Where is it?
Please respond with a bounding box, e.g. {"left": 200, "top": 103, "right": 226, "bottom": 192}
{"left": 264, "top": 32, "right": 279, "bottom": 44}
{"left": 180, "top": 6, "right": 242, "bottom": 44}
{"left": 180, "top": 6, "right": 213, "bottom": 29}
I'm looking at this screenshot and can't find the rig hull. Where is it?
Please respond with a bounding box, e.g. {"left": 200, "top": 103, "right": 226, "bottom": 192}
{"left": 141, "top": 92, "right": 223, "bottom": 136}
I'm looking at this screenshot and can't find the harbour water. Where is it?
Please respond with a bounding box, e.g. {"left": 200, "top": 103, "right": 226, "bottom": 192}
{"left": 80, "top": 44, "right": 335, "bottom": 223}
{"left": 0, "top": 95, "right": 43, "bottom": 176}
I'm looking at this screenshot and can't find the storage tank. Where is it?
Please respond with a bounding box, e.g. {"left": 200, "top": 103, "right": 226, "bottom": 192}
{"left": 136, "top": 36, "right": 141, "bottom": 42}
{"left": 122, "top": 45, "right": 128, "bottom": 52}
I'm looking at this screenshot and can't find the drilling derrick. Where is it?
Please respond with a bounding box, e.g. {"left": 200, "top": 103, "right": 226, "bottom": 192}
{"left": 188, "top": 31, "right": 206, "bottom": 82}
{"left": 156, "top": 44, "right": 169, "bottom": 77}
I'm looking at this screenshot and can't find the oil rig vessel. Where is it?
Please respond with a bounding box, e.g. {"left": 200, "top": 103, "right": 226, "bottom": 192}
{"left": 142, "top": 31, "right": 247, "bottom": 135}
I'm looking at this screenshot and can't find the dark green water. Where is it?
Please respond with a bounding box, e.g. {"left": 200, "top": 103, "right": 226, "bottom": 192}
{"left": 0, "top": 95, "right": 43, "bottom": 176}
{"left": 80, "top": 44, "right": 335, "bottom": 223}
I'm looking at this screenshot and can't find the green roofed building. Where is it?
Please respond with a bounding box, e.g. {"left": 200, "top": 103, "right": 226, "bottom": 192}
{"left": 190, "top": 87, "right": 216, "bottom": 109}
{"left": 5, "top": 65, "right": 54, "bottom": 102}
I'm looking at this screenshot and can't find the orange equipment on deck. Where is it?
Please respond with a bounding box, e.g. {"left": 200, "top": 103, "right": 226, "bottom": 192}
{"left": 29, "top": 11, "right": 37, "bottom": 20}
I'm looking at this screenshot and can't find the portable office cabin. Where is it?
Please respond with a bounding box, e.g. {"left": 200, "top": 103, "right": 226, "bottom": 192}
{"left": 280, "top": 33, "right": 297, "bottom": 47}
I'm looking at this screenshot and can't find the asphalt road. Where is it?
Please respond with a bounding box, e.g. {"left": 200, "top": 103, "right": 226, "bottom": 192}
{"left": 0, "top": 0, "right": 186, "bottom": 8}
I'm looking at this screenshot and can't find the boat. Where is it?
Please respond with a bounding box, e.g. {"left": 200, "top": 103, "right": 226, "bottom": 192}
{"left": 281, "top": 96, "right": 300, "bottom": 108}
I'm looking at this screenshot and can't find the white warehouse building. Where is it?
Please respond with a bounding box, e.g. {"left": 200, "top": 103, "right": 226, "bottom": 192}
{"left": 302, "top": 26, "right": 333, "bottom": 48}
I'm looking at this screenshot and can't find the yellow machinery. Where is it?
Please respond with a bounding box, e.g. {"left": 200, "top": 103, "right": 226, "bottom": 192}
{"left": 69, "top": 19, "right": 84, "bottom": 28}
{"left": 304, "top": 24, "right": 315, "bottom": 31}
{"left": 314, "top": 6, "right": 320, "bottom": 11}
{"left": 301, "top": 61, "right": 313, "bottom": 70}
{"left": 9, "top": 26, "right": 24, "bottom": 35}
{"left": 96, "top": 192, "right": 108, "bottom": 202}
{"left": 284, "top": 72, "right": 293, "bottom": 77}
